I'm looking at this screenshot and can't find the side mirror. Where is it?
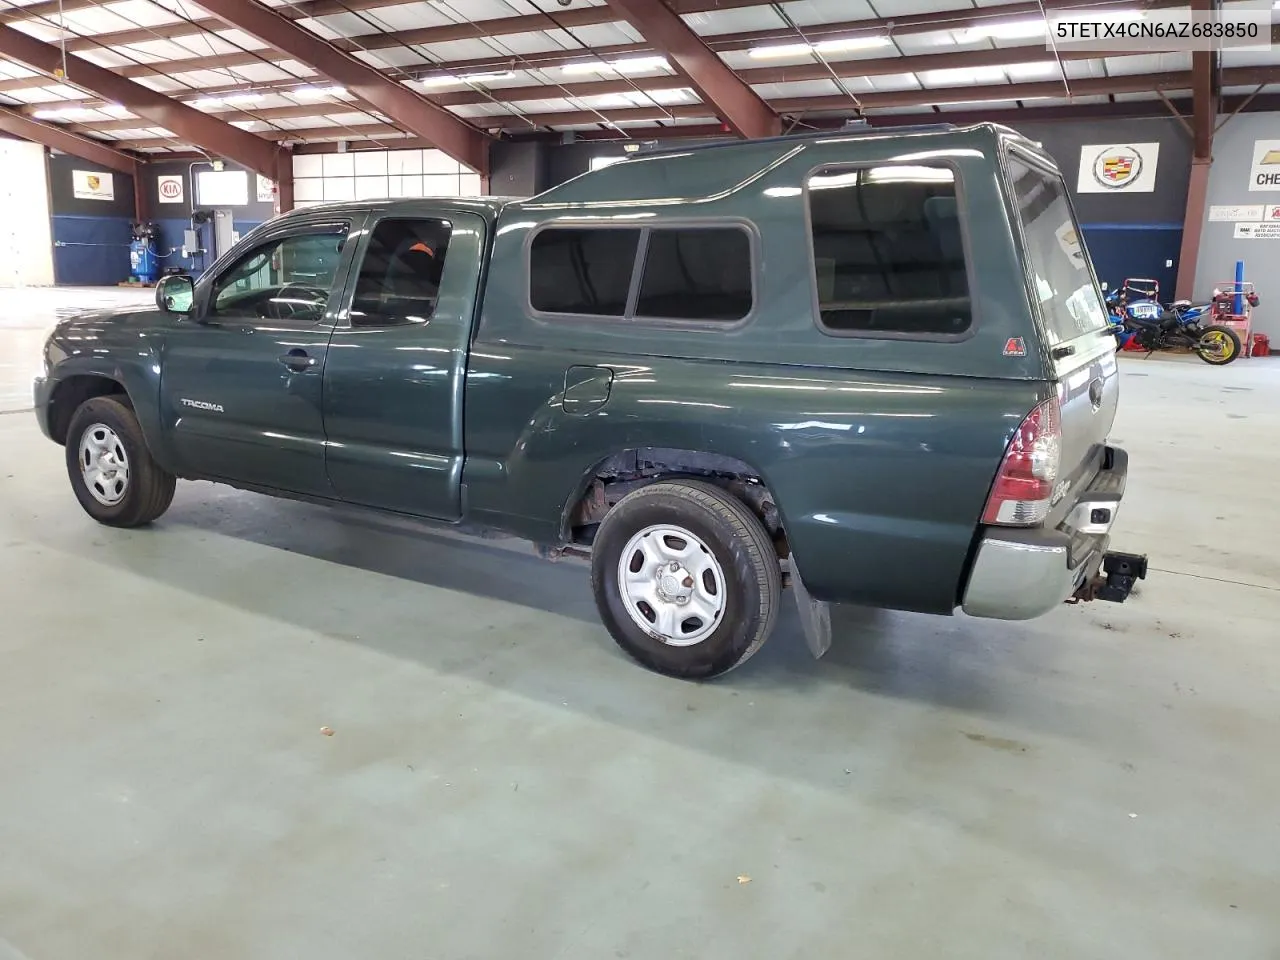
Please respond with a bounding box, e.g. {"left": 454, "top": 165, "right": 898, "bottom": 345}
{"left": 156, "top": 274, "right": 195, "bottom": 315}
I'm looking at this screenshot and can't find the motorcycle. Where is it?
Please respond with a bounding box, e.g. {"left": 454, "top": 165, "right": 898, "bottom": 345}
{"left": 1104, "top": 279, "right": 1246, "bottom": 366}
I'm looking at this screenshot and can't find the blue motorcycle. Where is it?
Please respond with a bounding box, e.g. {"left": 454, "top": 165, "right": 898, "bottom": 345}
{"left": 1104, "top": 280, "right": 1242, "bottom": 365}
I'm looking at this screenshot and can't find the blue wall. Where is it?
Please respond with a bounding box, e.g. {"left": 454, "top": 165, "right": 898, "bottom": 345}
{"left": 1080, "top": 223, "right": 1184, "bottom": 299}
{"left": 47, "top": 153, "right": 137, "bottom": 286}
{"left": 51, "top": 214, "right": 133, "bottom": 286}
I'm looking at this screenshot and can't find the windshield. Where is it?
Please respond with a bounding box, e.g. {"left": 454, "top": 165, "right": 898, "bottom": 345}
{"left": 1006, "top": 156, "right": 1110, "bottom": 347}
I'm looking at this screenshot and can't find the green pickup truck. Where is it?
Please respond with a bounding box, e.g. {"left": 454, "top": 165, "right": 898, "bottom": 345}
{"left": 34, "top": 123, "right": 1146, "bottom": 679}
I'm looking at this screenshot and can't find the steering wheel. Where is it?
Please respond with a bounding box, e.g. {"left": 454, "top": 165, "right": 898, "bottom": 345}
{"left": 255, "top": 284, "right": 330, "bottom": 321}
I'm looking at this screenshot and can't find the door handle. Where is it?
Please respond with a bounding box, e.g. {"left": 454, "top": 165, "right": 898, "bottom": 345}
{"left": 278, "top": 350, "right": 318, "bottom": 372}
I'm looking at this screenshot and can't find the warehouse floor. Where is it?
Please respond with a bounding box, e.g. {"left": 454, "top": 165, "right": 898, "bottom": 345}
{"left": 2, "top": 289, "right": 1279, "bottom": 959}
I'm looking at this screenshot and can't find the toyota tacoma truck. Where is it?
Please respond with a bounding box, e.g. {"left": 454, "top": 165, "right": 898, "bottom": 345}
{"left": 33, "top": 123, "right": 1146, "bottom": 679}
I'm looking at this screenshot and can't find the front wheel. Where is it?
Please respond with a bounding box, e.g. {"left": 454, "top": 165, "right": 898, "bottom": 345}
{"left": 590, "top": 480, "right": 782, "bottom": 680}
{"left": 65, "top": 396, "right": 176, "bottom": 527}
{"left": 1195, "top": 325, "right": 1242, "bottom": 365}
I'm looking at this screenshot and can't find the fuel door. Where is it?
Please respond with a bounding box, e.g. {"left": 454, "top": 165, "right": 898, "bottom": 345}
{"left": 562, "top": 365, "right": 614, "bottom": 416}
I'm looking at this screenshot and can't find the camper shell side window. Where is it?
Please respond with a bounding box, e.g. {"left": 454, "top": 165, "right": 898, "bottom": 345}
{"left": 804, "top": 161, "right": 977, "bottom": 342}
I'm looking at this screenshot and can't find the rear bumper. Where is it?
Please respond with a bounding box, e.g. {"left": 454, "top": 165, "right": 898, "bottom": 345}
{"left": 962, "top": 446, "right": 1128, "bottom": 620}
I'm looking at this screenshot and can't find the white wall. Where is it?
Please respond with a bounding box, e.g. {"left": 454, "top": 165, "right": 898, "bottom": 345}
{"left": 0, "top": 138, "right": 54, "bottom": 288}
{"left": 1193, "top": 113, "right": 1280, "bottom": 338}
{"left": 292, "top": 148, "right": 483, "bottom": 207}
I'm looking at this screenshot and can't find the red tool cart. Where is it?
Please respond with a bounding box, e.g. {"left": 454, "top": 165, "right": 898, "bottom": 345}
{"left": 1209, "top": 282, "right": 1259, "bottom": 357}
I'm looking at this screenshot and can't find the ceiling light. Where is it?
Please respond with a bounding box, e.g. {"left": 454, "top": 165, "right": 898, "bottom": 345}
{"left": 32, "top": 107, "right": 88, "bottom": 120}
{"left": 812, "top": 36, "right": 892, "bottom": 54}
{"left": 423, "top": 70, "right": 516, "bottom": 87}
{"left": 293, "top": 85, "right": 346, "bottom": 99}
{"left": 610, "top": 55, "right": 670, "bottom": 73}
{"left": 957, "top": 18, "right": 1046, "bottom": 42}
{"left": 563, "top": 56, "right": 670, "bottom": 75}
{"left": 459, "top": 71, "right": 515, "bottom": 83}
{"left": 222, "top": 92, "right": 262, "bottom": 105}
{"left": 1005, "top": 61, "right": 1060, "bottom": 79}
{"left": 747, "top": 42, "right": 814, "bottom": 59}
{"left": 190, "top": 97, "right": 225, "bottom": 109}
{"left": 922, "top": 66, "right": 1008, "bottom": 84}
{"left": 749, "top": 36, "right": 889, "bottom": 59}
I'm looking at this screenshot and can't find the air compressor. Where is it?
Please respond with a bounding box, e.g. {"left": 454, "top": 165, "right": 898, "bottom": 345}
{"left": 129, "top": 221, "right": 159, "bottom": 285}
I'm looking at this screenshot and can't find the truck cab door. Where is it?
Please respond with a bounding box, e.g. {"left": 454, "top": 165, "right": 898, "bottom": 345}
{"left": 159, "top": 217, "right": 360, "bottom": 497}
{"left": 321, "top": 209, "right": 485, "bottom": 520}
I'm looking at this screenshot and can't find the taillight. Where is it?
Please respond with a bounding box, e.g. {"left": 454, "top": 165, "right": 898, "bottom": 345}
{"left": 982, "top": 396, "right": 1062, "bottom": 526}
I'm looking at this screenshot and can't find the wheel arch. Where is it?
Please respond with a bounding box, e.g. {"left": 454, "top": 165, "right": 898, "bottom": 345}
{"left": 47, "top": 374, "right": 131, "bottom": 446}
{"left": 560, "top": 446, "right": 788, "bottom": 556}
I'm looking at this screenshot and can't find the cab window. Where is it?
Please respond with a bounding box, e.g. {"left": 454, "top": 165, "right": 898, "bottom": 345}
{"left": 350, "top": 218, "right": 453, "bottom": 326}
{"left": 212, "top": 228, "right": 347, "bottom": 324}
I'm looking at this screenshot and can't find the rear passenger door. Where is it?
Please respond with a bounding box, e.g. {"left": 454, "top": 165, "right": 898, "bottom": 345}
{"left": 322, "top": 210, "right": 486, "bottom": 520}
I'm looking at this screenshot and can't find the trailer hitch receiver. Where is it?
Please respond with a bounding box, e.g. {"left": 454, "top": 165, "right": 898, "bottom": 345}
{"left": 1069, "top": 551, "right": 1148, "bottom": 605}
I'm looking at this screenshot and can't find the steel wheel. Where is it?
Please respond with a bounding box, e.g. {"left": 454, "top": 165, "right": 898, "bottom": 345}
{"left": 616, "top": 523, "right": 727, "bottom": 646}
{"left": 78, "top": 422, "right": 131, "bottom": 506}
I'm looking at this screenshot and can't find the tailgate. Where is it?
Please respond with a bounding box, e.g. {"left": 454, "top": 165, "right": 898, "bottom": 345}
{"left": 1049, "top": 339, "right": 1119, "bottom": 524}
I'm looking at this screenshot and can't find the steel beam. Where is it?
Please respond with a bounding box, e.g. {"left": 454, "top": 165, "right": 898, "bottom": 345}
{"left": 0, "top": 24, "right": 282, "bottom": 178}
{"left": 604, "top": 0, "right": 777, "bottom": 137}
{"left": 1174, "top": 0, "right": 1217, "bottom": 300}
{"left": 104, "top": 65, "right": 1276, "bottom": 150}
{"left": 0, "top": 105, "right": 139, "bottom": 174}
{"left": 24, "top": 0, "right": 1189, "bottom": 87}
{"left": 65, "top": 44, "right": 1148, "bottom": 130}
{"left": 193, "top": 0, "right": 489, "bottom": 173}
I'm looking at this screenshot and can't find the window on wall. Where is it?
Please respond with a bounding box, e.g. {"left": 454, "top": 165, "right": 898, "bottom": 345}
{"left": 350, "top": 218, "right": 453, "bottom": 326}
{"left": 807, "top": 164, "right": 972, "bottom": 337}
{"left": 530, "top": 228, "right": 640, "bottom": 317}
{"left": 291, "top": 149, "right": 483, "bottom": 207}
{"left": 635, "top": 228, "right": 753, "bottom": 321}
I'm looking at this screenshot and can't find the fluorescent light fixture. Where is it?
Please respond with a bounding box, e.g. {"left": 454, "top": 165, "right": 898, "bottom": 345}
{"left": 293, "top": 85, "right": 346, "bottom": 98}
{"left": 922, "top": 65, "right": 1008, "bottom": 84}
{"left": 611, "top": 55, "right": 670, "bottom": 73}
{"left": 562, "top": 60, "right": 608, "bottom": 74}
{"left": 32, "top": 107, "right": 89, "bottom": 120}
{"left": 222, "top": 92, "right": 262, "bottom": 105}
{"left": 957, "top": 18, "right": 1046, "bottom": 42}
{"left": 1005, "top": 61, "right": 1060, "bottom": 79}
{"left": 748, "top": 42, "right": 815, "bottom": 59}
{"left": 749, "top": 36, "right": 888, "bottom": 59}
{"left": 563, "top": 56, "right": 670, "bottom": 74}
{"left": 423, "top": 71, "right": 515, "bottom": 86}
{"left": 813, "top": 36, "right": 892, "bottom": 54}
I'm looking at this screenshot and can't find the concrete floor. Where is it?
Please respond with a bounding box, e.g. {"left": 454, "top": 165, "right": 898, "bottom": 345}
{"left": 2, "top": 289, "right": 1279, "bottom": 959}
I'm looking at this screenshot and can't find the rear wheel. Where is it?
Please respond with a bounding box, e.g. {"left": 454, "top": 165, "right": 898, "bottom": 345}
{"left": 65, "top": 396, "right": 176, "bottom": 527}
{"left": 590, "top": 480, "right": 782, "bottom": 680}
{"left": 1195, "top": 325, "right": 1242, "bottom": 365}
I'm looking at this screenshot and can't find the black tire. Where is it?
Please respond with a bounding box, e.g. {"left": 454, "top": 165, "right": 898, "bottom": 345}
{"left": 590, "top": 479, "right": 782, "bottom": 680}
{"left": 65, "top": 396, "right": 176, "bottom": 528}
{"left": 1195, "top": 324, "right": 1242, "bottom": 365}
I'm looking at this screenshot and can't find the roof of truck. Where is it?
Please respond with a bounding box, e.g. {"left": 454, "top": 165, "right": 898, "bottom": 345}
{"left": 278, "top": 195, "right": 518, "bottom": 221}
{"left": 514, "top": 121, "right": 1044, "bottom": 209}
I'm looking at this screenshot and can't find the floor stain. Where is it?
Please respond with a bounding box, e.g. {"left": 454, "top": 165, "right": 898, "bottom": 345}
{"left": 961, "top": 731, "right": 1030, "bottom": 754}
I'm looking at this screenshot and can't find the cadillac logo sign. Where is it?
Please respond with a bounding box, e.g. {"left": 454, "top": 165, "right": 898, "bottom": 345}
{"left": 1078, "top": 142, "right": 1158, "bottom": 193}
{"left": 1093, "top": 146, "right": 1142, "bottom": 189}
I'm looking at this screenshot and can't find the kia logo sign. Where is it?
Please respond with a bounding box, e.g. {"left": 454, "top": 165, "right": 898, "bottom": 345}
{"left": 160, "top": 180, "right": 181, "bottom": 198}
